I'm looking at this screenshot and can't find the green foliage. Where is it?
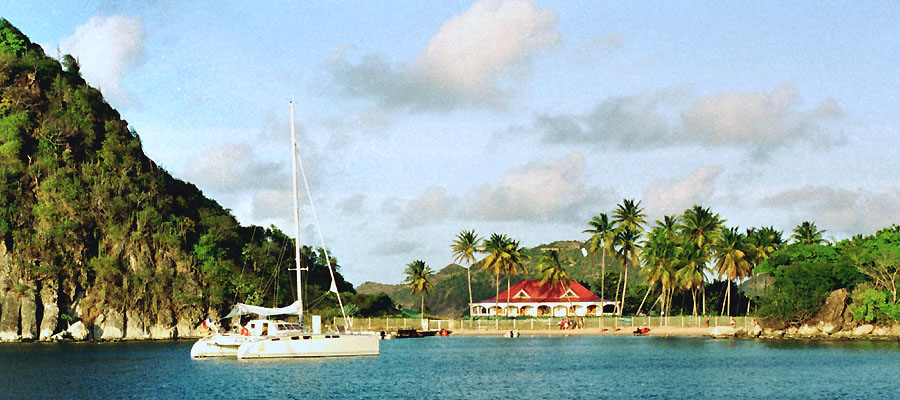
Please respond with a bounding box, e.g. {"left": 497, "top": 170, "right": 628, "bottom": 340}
{"left": 0, "top": 20, "right": 31, "bottom": 57}
{"left": 0, "top": 19, "right": 360, "bottom": 323}
{"left": 850, "top": 288, "right": 900, "bottom": 323}
{"left": 756, "top": 244, "right": 864, "bottom": 321}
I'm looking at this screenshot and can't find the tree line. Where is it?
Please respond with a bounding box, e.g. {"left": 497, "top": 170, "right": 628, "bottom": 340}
{"left": 405, "top": 198, "right": 900, "bottom": 325}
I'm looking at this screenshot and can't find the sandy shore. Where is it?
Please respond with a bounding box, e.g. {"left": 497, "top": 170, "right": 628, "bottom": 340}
{"left": 450, "top": 326, "right": 716, "bottom": 337}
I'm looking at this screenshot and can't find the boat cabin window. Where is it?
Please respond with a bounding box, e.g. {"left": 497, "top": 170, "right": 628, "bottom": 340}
{"left": 262, "top": 322, "right": 269, "bottom": 336}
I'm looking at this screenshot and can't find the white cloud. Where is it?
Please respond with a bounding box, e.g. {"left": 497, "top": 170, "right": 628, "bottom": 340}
{"left": 398, "top": 187, "right": 456, "bottom": 229}
{"left": 761, "top": 186, "right": 900, "bottom": 236}
{"left": 682, "top": 83, "right": 843, "bottom": 149}
{"left": 529, "top": 84, "right": 843, "bottom": 155}
{"left": 338, "top": 194, "right": 367, "bottom": 216}
{"left": 59, "top": 15, "right": 144, "bottom": 106}
{"left": 418, "top": 0, "right": 559, "bottom": 97}
{"left": 644, "top": 166, "right": 723, "bottom": 217}
{"left": 372, "top": 238, "right": 422, "bottom": 256}
{"left": 534, "top": 89, "right": 681, "bottom": 149}
{"left": 326, "top": 0, "right": 559, "bottom": 111}
{"left": 465, "top": 152, "right": 596, "bottom": 221}
{"left": 251, "top": 189, "right": 292, "bottom": 220}
{"left": 183, "top": 143, "right": 285, "bottom": 193}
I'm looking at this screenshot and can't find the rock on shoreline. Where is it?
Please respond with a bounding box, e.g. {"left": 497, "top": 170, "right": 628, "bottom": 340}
{"left": 711, "top": 289, "right": 900, "bottom": 341}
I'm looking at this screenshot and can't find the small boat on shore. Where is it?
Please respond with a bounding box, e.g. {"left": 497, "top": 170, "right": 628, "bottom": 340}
{"left": 386, "top": 328, "right": 451, "bottom": 339}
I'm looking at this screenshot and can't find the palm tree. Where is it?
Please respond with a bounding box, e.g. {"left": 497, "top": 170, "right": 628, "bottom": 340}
{"left": 712, "top": 227, "right": 751, "bottom": 317}
{"left": 481, "top": 233, "right": 510, "bottom": 317}
{"left": 791, "top": 221, "right": 827, "bottom": 245}
{"left": 539, "top": 249, "right": 572, "bottom": 315}
{"left": 637, "top": 217, "right": 678, "bottom": 315}
{"left": 614, "top": 226, "right": 641, "bottom": 316}
{"left": 451, "top": 230, "right": 480, "bottom": 316}
{"left": 677, "top": 205, "right": 724, "bottom": 315}
{"left": 675, "top": 243, "right": 706, "bottom": 316}
{"left": 612, "top": 199, "right": 646, "bottom": 316}
{"left": 745, "top": 226, "right": 784, "bottom": 313}
{"left": 584, "top": 213, "right": 616, "bottom": 315}
{"left": 612, "top": 198, "right": 647, "bottom": 231}
{"left": 404, "top": 260, "right": 434, "bottom": 320}
{"left": 503, "top": 238, "right": 528, "bottom": 317}
{"left": 746, "top": 226, "right": 784, "bottom": 267}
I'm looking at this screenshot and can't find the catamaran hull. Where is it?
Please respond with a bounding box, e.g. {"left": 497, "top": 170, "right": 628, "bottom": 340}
{"left": 190, "top": 335, "right": 249, "bottom": 358}
{"left": 236, "top": 335, "right": 379, "bottom": 359}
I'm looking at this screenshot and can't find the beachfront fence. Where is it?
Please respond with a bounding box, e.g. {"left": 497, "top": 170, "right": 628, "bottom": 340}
{"left": 335, "top": 316, "right": 754, "bottom": 332}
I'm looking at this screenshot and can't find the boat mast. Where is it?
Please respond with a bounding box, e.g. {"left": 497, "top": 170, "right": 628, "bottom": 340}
{"left": 290, "top": 101, "right": 303, "bottom": 321}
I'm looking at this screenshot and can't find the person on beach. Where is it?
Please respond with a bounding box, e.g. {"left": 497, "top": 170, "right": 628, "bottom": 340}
{"left": 705, "top": 316, "right": 709, "bottom": 327}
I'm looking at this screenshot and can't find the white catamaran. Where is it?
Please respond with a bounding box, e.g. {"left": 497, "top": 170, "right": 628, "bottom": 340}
{"left": 191, "top": 102, "right": 379, "bottom": 359}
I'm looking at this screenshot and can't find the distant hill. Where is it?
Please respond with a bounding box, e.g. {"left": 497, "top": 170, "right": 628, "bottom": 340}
{"left": 358, "top": 240, "right": 633, "bottom": 318}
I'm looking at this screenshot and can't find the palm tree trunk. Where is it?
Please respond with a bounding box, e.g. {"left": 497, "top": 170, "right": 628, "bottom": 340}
{"left": 600, "top": 247, "right": 606, "bottom": 316}
{"left": 421, "top": 293, "right": 425, "bottom": 321}
{"left": 494, "top": 275, "right": 500, "bottom": 317}
{"left": 506, "top": 275, "right": 511, "bottom": 317}
{"left": 620, "top": 258, "right": 629, "bottom": 316}
{"left": 720, "top": 282, "right": 728, "bottom": 316}
{"left": 637, "top": 281, "right": 654, "bottom": 315}
{"left": 726, "top": 280, "right": 732, "bottom": 317}
{"left": 691, "top": 288, "right": 698, "bottom": 316}
{"left": 613, "top": 269, "right": 622, "bottom": 316}
{"left": 701, "top": 284, "right": 707, "bottom": 316}
{"left": 466, "top": 265, "right": 473, "bottom": 317}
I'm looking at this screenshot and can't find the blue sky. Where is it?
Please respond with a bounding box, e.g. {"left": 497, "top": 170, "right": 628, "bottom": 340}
{"left": 4, "top": 1, "right": 900, "bottom": 285}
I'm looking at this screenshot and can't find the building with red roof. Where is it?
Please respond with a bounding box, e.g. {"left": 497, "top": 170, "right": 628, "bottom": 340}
{"left": 469, "top": 280, "right": 619, "bottom": 317}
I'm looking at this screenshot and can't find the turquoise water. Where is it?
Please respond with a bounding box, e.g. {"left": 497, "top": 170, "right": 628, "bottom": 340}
{"left": 2, "top": 336, "right": 899, "bottom": 399}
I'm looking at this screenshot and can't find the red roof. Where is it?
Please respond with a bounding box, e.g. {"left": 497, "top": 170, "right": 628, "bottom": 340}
{"left": 476, "top": 280, "right": 603, "bottom": 304}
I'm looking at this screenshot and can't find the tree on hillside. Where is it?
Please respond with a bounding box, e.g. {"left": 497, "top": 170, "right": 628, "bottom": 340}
{"left": 792, "top": 221, "right": 827, "bottom": 245}
{"left": 539, "top": 249, "right": 572, "bottom": 315}
{"left": 404, "top": 260, "right": 434, "bottom": 320}
{"left": 451, "top": 230, "right": 480, "bottom": 316}
{"left": 677, "top": 205, "right": 724, "bottom": 315}
{"left": 584, "top": 213, "right": 616, "bottom": 315}
{"left": 712, "top": 227, "right": 751, "bottom": 316}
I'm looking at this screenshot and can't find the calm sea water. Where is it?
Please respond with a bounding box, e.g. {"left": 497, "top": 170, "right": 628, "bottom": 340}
{"left": 2, "top": 335, "right": 899, "bottom": 399}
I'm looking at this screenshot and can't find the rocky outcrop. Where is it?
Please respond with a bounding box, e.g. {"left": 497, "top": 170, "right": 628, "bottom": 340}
{"left": 19, "top": 290, "right": 37, "bottom": 340}
{"left": 0, "top": 294, "right": 19, "bottom": 341}
{"left": 727, "top": 289, "right": 900, "bottom": 341}
{"left": 0, "top": 241, "right": 19, "bottom": 341}
{"left": 100, "top": 310, "right": 125, "bottom": 340}
{"left": 125, "top": 310, "right": 150, "bottom": 339}
{"left": 150, "top": 309, "right": 177, "bottom": 339}
{"left": 815, "top": 288, "right": 849, "bottom": 331}
{"left": 853, "top": 324, "right": 874, "bottom": 336}
{"left": 39, "top": 280, "right": 59, "bottom": 341}
{"left": 68, "top": 321, "right": 89, "bottom": 341}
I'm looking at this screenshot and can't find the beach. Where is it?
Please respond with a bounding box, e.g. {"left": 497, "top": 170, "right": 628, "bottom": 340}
{"left": 450, "top": 325, "right": 716, "bottom": 337}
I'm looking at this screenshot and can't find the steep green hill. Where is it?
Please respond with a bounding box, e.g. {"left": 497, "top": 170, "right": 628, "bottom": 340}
{"left": 0, "top": 19, "right": 378, "bottom": 341}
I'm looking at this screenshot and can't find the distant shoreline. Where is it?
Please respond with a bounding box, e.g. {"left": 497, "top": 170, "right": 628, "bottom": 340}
{"left": 450, "top": 326, "right": 714, "bottom": 337}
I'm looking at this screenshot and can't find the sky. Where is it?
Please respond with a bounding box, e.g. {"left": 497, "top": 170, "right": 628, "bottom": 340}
{"left": 4, "top": 1, "right": 900, "bottom": 285}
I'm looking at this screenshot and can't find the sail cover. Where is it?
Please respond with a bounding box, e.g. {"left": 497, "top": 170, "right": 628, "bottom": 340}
{"left": 224, "top": 300, "right": 302, "bottom": 318}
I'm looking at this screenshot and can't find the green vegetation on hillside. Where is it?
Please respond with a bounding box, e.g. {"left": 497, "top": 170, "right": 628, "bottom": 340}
{"left": 0, "top": 19, "right": 394, "bottom": 335}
